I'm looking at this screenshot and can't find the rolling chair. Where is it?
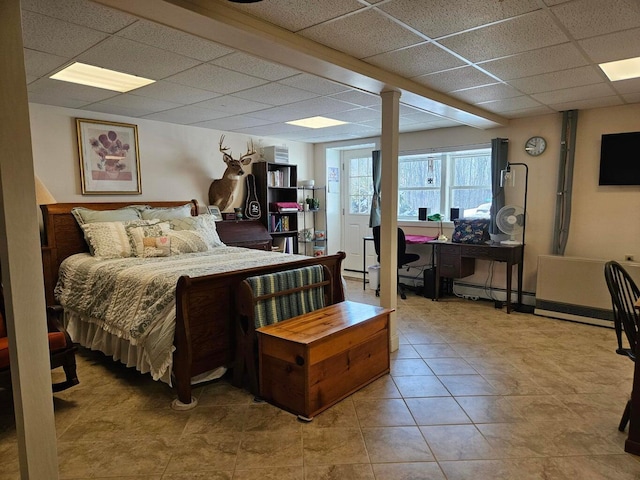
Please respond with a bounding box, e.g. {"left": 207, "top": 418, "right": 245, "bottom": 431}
{"left": 372, "top": 226, "right": 420, "bottom": 299}
{"left": 604, "top": 260, "right": 640, "bottom": 432}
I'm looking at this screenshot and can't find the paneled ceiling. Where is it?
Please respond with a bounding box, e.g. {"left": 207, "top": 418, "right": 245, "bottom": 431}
{"left": 21, "top": 0, "right": 640, "bottom": 143}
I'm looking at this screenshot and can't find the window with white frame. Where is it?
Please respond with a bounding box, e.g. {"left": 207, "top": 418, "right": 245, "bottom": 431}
{"left": 344, "top": 145, "right": 492, "bottom": 220}
{"left": 398, "top": 146, "right": 492, "bottom": 220}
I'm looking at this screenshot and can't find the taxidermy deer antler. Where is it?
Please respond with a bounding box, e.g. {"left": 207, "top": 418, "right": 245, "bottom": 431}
{"left": 208, "top": 135, "right": 257, "bottom": 212}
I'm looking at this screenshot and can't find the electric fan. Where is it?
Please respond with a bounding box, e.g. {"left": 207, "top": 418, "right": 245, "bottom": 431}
{"left": 496, "top": 205, "right": 526, "bottom": 245}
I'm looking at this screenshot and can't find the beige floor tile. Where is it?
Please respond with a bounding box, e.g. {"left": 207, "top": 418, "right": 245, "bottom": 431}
{"left": 304, "top": 464, "right": 374, "bottom": 480}
{"left": 392, "top": 375, "right": 450, "bottom": 398}
{"left": 413, "top": 343, "right": 461, "bottom": 358}
{"left": 232, "top": 466, "right": 302, "bottom": 480}
{"left": 423, "top": 358, "right": 478, "bottom": 375}
{"left": 302, "top": 428, "right": 369, "bottom": 465}
{"left": 420, "top": 424, "right": 498, "bottom": 461}
{"left": 353, "top": 398, "right": 416, "bottom": 426}
{"left": 351, "top": 374, "right": 402, "bottom": 399}
{"left": 362, "top": 426, "right": 434, "bottom": 462}
{"left": 438, "top": 374, "right": 499, "bottom": 396}
{"left": 455, "top": 396, "right": 525, "bottom": 424}
{"left": 164, "top": 433, "right": 242, "bottom": 473}
{"left": 391, "top": 358, "right": 434, "bottom": 376}
{"left": 162, "top": 473, "right": 230, "bottom": 480}
{"left": 405, "top": 397, "right": 471, "bottom": 425}
{"left": 235, "top": 431, "right": 303, "bottom": 469}
{"left": 371, "top": 462, "right": 445, "bottom": 480}
{"left": 302, "top": 398, "right": 359, "bottom": 429}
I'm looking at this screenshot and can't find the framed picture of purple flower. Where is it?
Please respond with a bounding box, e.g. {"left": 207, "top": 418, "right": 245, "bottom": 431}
{"left": 76, "top": 118, "right": 142, "bottom": 194}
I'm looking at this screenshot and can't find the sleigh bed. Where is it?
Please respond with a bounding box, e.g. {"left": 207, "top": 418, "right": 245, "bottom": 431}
{"left": 40, "top": 200, "right": 345, "bottom": 408}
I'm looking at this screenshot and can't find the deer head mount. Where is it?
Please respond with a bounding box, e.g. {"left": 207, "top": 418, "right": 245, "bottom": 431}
{"left": 208, "top": 135, "right": 257, "bottom": 212}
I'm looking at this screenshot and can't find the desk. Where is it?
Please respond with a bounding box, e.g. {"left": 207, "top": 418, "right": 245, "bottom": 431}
{"left": 429, "top": 241, "right": 524, "bottom": 314}
{"left": 362, "top": 234, "right": 435, "bottom": 289}
{"left": 627, "top": 298, "right": 640, "bottom": 455}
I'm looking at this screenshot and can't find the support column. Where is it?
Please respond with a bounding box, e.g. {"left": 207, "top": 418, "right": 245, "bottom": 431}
{"left": 379, "top": 90, "right": 401, "bottom": 352}
{"left": 0, "top": 0, "right": 59, "bottom": 477}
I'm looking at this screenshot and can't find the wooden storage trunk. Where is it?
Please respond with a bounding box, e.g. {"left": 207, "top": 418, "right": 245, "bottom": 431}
{"left": 257, "top": 301, "right": 392, "bottom": 419}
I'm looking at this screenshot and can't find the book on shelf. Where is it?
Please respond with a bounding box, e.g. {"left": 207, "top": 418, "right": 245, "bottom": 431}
{"left": 267, "top": 167, "right": 291, "bottom": 188}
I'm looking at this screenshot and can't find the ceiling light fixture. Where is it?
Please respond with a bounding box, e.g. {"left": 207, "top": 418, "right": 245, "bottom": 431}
{"left": 286, "top": 116, "right": 348, "bottom": 129}
{"left": 599, "top": 56, "right": 640, "bottom": 82}
{"left": 50, "top": 62, "right": 155, "bottom": 92}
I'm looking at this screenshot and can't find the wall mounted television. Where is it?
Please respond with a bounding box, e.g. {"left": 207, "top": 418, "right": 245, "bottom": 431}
{"left": 599, "top": 131, "right": 640, "bottom": 185}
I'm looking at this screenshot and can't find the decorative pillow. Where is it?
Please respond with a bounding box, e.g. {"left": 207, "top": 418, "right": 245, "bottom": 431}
{"left": 71, "top": 206, "right": 142, "bottom": 225}
{"left": 140, "top": 203, "right": 192, "bottom": 221}
{"left": 167, "top": 230, "right": 210, "bottom": 254}
{"left": 126, "top": 222, "right": 171, "bottom": 257}
{"left": 168, "top": 215, "right": 225, "bottom": 248}
{"left": 451, "top": 219, "right": 490, "bottom": 245}
{"left": 141, "top": 236, "right": 171, "bottom": 257}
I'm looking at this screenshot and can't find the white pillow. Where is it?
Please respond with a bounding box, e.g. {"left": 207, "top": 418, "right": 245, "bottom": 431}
{"left": 140, "top": 203, "right": 192, "bottom": 220}
{"left": 72, "top": 206, "right": 142, "bottom": 225}
{"left": 168, "top": 215, "right": 224, "bottom": 249}
{"left": 167, "top": 230, "right": 210, "bottom": 254}
{"left": 81, "top": 220, "right": 160, "bottom": 258}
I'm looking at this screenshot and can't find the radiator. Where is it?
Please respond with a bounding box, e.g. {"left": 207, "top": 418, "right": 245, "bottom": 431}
{"left": 534, "top": 255, "right": 640, "bottom": 327}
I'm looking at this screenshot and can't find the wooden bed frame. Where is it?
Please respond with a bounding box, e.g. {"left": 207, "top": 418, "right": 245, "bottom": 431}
{"left": 40, "top": 200, "right": 345, "bottom": 408}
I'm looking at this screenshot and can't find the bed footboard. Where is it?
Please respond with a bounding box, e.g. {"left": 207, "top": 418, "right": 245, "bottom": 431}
{"left": 173, "top": 251, "right": 346, "bottom": 407}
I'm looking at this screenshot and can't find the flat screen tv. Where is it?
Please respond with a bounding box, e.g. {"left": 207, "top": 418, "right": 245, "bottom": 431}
{"left": 599, "top": 131, "right": 640, "bottom": 185}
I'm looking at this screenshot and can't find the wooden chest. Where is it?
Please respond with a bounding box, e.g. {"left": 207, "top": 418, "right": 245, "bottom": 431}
{"left": 257, "top": 301, "right": 392, "bottom": 419}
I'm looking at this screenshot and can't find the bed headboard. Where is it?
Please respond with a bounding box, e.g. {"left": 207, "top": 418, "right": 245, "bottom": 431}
{"left": 40, "top": 200, "right": 199, "bottom": 305}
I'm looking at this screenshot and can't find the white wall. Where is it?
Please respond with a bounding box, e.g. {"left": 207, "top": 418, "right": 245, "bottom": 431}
{"left": 29, "top": 103, "right": 313, "bottom": 210}
{"left": 316, "top": 103, "right": 640, "bottom": 293}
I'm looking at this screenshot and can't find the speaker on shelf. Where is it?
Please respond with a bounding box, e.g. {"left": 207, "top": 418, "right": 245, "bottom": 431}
{"left": 418, "top": 207, "right": 429, "bottom": 221}
{"left": 450, "top": 207, "right": 460, "bottom": 221}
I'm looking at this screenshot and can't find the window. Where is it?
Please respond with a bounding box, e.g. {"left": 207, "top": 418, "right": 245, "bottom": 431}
{"left": 343, "top": 145, "right": 491, "bottom": 220}
{"left": 398, "top": 147, "right": 492, "bottom": 220}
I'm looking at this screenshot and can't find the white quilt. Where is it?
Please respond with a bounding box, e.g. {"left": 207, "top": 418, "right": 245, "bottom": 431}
{"left": 55, "top": 247, "right": 308, "bottom": 382}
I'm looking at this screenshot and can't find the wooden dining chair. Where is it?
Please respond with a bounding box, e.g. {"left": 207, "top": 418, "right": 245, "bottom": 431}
{"left": 604, "top": 260, "right": 640, "bottom": 431}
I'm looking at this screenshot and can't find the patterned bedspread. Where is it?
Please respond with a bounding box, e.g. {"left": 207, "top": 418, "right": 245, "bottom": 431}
{"left": 55, "top": 247, "right": 308, "bottom": 380}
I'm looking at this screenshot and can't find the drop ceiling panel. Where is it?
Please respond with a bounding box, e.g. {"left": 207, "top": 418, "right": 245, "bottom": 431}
{"left": 89, "top": 94, "right": 182, "bottom": 116}
{"left": 249, "top": 97, "right": 362, "bottom": 122}
{"left": 78, "top": 37, "right": 200, "bottom": 80}
{"left": 364, "top": 43, "right": 466, "bottom": 78}
{"left": 623, "top": 93, "right": 640, "bottom": 103}
{"left": 508, "top": 66, "right": 605, "bottom": 94}
{"left": 415, "top": 66, "right": 498, "bottom": 92}
{"left": 476, "top": 96, "right": 543, "bottom": 113}
{"left": 579, "top": 28, "right": 640, "bottom": 64}
{"left": 236, "top": 123, "right": 308, "bottom": 137}
{"left": 378, "top": 0, "right": 541, "bottom": 39}
{"left": 142, "top": 105, "right": 229, "bottom": 124}
{"left": 611, "top": 78, "right": 640, "bottom": 95}
{"left": 232, "top": 83, "right": 318, "bottom": 106}
{"left": 329, "top": 90, "right": 380, "bottom": 107}
{"left": 191, "top": 115, "right": 272, "bottom": 131}
{"left": 550, "top": 0, "right": 640, "bottom": 40}
{"left": 20, "top": 0, "right": 136, "bottom": 33}
{"left": 450, "top": 83, "right": 523, "bottom": 103}
{"left": 503, "top": 105, "right": 555, "bottom": 117}
{"left": 328, "top": 108, "right": 380, "bottom": 123}
{"left": 28, "top": 78, "right": 117, "bottom": 104}
{"left": 228, "top": 0, "right": 365, "bottom": 32}
{"left": 23, "top": 49, "right": 68, "bottom": 77}
{"left": 27, "top": 92, "right": 90, "bottom": 109}
{"left": 279, "top": 74, "right": 352, "bottom": 95}
{"left": 210, "top": 53, "right": 300, "bottom": 81}
{"left": 300, "top": 9, "right": 424, "bottom": 59}
{"left": 132, "top": 81, "right": 221, "bottom": 105}
{"left": 549, "top": 95, "right": 624, "bottom": 112}
{"left": 21, "top": 10, "right": 108, "bottom": 58}
{"left": 479, "top": 43, "right": 589, "bottom": 80}
{"left": 194, "top": 95, "right": 272, "bottom": 115}
{"left": 165, "top": 64, "right": 269, "bottom": 94}
{"left": 440, "top": 10, "right": 569, "bottom": 63}
{"left": 531, "top": 83, "right": 618, "bottom": 105}
{"left": 117, "top": 19, "right": 234, "bottom": 62}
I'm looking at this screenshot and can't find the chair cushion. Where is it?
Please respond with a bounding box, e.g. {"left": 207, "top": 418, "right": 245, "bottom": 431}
{"left": 0, "top": 337, "right": 8, "bottom": 369}
{"left": 47, "top": 331, "right": 68, "bottom": 353}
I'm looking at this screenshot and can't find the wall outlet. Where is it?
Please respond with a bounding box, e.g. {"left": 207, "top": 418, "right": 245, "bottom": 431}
{"left": 625, "top": 254, "right": 635, "bottom": 262}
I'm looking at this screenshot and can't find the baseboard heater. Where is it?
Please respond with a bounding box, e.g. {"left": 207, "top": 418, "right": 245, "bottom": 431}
{"left": 534, "top": 255, "right": 640, "bottom": 328}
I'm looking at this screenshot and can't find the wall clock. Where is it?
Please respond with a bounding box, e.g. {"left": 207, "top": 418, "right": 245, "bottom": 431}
{"left": 525, "top": 136, "right": 546, "bottom": 156}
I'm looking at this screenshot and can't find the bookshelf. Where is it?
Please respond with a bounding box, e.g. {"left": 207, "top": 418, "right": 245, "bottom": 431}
{"left": 253, "top": 161, "right": 298, "bottom": 254}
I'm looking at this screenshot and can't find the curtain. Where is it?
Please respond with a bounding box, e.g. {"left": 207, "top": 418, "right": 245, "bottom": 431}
{"left": 369, "top": 150, "right": 381, "bottom": 228}
{"left": 489, "top": 138, "right": 509, "bottom": 235}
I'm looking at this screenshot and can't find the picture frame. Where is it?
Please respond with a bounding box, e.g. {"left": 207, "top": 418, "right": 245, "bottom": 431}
{"left": 76, "top": 118, "right": 142, "bottom": 195}
{"left": 207, "top": 205, "right": 222, "bottom": 221}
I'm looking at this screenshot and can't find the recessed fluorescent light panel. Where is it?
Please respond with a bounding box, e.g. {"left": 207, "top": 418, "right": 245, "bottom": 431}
{"left": 599, "top": 56, "right": 640, "bottom": 82}
{"left": 286, "top": 116, "right": 348, "bottom": 129}
{"left": 50, "top": 62, "right": 155, "bottom": 92}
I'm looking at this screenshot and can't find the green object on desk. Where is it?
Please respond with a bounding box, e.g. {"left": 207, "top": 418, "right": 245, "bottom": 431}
{"left": 427, "top": 213, "right": 442, "bottom": 222}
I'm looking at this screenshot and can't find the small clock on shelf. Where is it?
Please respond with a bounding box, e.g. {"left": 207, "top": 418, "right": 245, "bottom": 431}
{"left": 524, "top": 136, "right": 546, "bottom": 156}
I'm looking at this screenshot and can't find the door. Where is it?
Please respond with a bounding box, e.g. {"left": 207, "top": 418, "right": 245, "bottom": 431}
{"left": 341, "top": 148, "right": 378, "bottom": 276}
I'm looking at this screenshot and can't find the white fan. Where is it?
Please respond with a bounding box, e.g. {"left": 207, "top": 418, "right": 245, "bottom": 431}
{"left": 496, "top": 205, "right": 525, "bottom": 245}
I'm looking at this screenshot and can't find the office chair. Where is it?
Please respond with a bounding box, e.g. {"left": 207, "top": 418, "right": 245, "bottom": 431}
{"left": 604, "top": 260, "right": 640, "bottom": 432}
{"left": 372, "top": 226, "right": 420, "bottom": 299}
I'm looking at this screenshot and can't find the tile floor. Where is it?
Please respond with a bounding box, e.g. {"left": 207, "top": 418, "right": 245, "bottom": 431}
{"left": 2, "top": 279, "right": 640, "bottom": 479}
